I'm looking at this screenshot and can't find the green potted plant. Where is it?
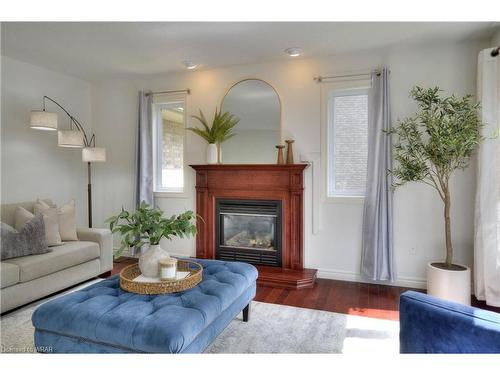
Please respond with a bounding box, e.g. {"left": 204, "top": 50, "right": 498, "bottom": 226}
{"left": 389, "top": 86, "right": 484, "bottom": 304}
{"left": 188, "top": 108, "right": 239, "bottom": 164}
{"left": 107, "top": 201, "right": 197, "bottom": 277}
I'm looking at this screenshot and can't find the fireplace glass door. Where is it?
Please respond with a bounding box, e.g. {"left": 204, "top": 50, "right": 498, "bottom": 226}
{"left": 222, "top": 213, "right": 276, "bottom": 251}
{"left": 216, "top": 199, "right": 282, "bottom": 266}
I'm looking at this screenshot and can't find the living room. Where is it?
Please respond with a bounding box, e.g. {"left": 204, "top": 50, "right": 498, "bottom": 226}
{"left": 1, "top": 0, "right": 500, "bottom": 372}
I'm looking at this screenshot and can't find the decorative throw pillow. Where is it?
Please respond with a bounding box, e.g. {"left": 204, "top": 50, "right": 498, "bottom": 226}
{"left": 15, "top": 206, "right": 62, "bottom": 247}
{"left": 35, "top": 199, "right": 78, "bottom": 241}
{"left": 14, "top": 205, "right": 36, "bottom": 229}
{"left": 1, "top": 215, "right": 50, "bottom": 260}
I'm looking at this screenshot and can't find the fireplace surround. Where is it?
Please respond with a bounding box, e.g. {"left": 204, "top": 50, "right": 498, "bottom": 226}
{"left": 190, "top": 164, "right": 317, "bottom": 289}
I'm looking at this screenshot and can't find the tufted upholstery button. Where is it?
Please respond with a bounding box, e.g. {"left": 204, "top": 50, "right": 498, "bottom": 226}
{"left": 32, "top": 258, "right": 258, "bottom": 353}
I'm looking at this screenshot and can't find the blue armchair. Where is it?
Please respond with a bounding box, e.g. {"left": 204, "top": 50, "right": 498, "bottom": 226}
{"left": 399, "top": 291, "right": 500, "bottom": 353}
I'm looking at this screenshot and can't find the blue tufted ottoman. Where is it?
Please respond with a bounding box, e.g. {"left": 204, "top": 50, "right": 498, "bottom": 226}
{"left": 32, "top": 259, "right": 257, "bottom": 353}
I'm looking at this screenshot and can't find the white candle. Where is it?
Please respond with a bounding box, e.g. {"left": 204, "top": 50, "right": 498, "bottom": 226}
{"left": 159, "top": 258, "right": 177, "bottom": 280}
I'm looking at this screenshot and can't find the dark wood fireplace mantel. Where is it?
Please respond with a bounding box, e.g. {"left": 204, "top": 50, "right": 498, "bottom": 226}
{"left": 190, "top": 164, "right": 317, "bottom": 289}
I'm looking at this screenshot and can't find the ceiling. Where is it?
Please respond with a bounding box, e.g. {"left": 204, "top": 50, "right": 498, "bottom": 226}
{"left": 1, "top": 22, "right": 497, "bottom": 81}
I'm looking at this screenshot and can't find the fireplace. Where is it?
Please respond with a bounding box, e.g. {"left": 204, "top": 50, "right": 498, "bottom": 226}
{"left": 216, "top": 199, "right": 282, "bottom": 266}
{"left": 190, "top": 164, "right": 317, "bottom": 289}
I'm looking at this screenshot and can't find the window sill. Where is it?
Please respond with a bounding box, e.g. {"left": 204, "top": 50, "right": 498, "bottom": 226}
{"left": 154, "top": 191, "right": 189, "bottom": 199}
{"left": 326, "top": 196, "right": 365, "bottom": 204}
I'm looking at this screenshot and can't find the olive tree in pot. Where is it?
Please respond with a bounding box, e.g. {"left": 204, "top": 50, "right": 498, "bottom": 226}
{"left": 389, "top": 87, "right": 484, "bottom": 305}
{"left": 188, "top": 108, "right": 239, "bottom": 164}
{"left": 107, "top": 202, "right": 197, "bottom": 277}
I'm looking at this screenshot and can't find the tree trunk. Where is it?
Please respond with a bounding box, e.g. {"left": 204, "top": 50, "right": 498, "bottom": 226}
{"left": 444, "top": 188, "right": 453, "bottom": 268}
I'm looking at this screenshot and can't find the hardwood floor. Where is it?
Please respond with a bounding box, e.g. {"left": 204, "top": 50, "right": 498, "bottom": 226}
{"left": 112, "top": 258, "right": 500, "bottom": 321}
{"left": 255, "top": 278, "right": 418, "bottom": 320}
{"left": 111, "top": 257, "right": 137, "bottom": 276}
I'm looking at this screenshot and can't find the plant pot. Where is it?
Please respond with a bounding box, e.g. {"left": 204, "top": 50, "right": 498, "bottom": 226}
{"left": 138, "top": 244, "right": 170, "bottom": 277}
{"left": 426, "top": 262, "right": 471, "bottom": 305}
{"left": 206, "top": 143, "right": 218, "bottom": 164}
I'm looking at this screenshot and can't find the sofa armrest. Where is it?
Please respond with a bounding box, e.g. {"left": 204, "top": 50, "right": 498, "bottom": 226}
{"left": 399, "top": 291, "right": 500, "bottom": 353}
{"left": 77, "top": 228, "right": 113, "bottom": 274}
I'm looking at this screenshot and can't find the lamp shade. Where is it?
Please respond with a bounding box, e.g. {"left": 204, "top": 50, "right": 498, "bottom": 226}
{"left": 82, "top": 147, "right": 106, "bottom": 162}
{"left": 58, "top": 130, "right": 84, "bottom": 148}
{"left": 29, "top": 110, "right": 58, "bottom": 131}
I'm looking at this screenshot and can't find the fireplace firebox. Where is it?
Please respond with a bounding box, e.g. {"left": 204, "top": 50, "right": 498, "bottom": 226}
{"left": 216, "top": 199, "right": 282, "bottom": 266}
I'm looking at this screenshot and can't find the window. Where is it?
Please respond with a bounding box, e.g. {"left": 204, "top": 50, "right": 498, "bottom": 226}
{"left": 153, "top": 95, "right": 186, "bottom": 194}
{"left": 326, "top": 88, "right": 369, "bottom": 198}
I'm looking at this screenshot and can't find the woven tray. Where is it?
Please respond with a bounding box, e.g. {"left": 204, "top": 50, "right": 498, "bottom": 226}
{"left": 119, "top": 259, "right": 203, "bottom": 295}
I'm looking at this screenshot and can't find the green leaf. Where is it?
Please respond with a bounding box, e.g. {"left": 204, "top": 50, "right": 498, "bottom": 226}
{"left": 105, "top": 202, "right": 197, "bottom": 251}
{"left": 188, "top": 108, "right": 239, "bottom": 144}
{"left": 388, "top": 86, "right": 486, "bottom": 264}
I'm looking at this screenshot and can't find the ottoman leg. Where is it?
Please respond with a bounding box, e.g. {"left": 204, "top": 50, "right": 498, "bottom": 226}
{"left": 243, "top": 303, "right": 251, "bottom": 322}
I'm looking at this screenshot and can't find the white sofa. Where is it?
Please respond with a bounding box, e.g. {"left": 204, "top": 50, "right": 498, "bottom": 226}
{"left": 1, "top": 200, "right": 113, "bottom": 313}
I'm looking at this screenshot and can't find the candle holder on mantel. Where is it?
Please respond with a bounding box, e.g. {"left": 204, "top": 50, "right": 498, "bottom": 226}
{"left": 285, "top": 139, "right": 295, "bottom": 164}
{"left": 275, "top": 145, "right": 285, "bottom": 164}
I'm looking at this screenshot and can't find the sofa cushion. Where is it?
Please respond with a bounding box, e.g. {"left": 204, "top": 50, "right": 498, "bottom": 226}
{"left": 1, "top": 215, "right": 50, "bottom": 260}
{"left": 1, "top": 262, "right": 20, "bottom": 288}
{"left": 25, "top": 205, "right": 62, "bottom": 246}
{"left": 0, "top": 200, "right": 55, "bottom": 227}
{"left": 6, "top": 241, "right": 100, "bottom": 283}
{"left": 32, "top": 259, "right": 258, "bottom": 353}
{"left": 35, "top": 199, "right": 78, "bottom": 241}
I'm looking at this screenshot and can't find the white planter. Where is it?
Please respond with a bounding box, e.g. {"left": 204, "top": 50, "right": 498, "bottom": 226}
{"left": 427, "top": 262, "right": 471, "bottom": 305}
{"left": 138, "top": 244, "right": 170, "bottom": 277}
{"left": 206, "top": 143, "right": 218, "bottom": 164}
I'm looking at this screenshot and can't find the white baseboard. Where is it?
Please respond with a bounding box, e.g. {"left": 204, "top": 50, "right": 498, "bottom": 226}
{"left": 316, "top": 268, "right": 427, "bottom": 289}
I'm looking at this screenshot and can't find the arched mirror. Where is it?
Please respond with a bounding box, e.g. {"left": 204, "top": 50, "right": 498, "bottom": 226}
{"left": 221, "top": 79, "right": 281, "bottom": 164}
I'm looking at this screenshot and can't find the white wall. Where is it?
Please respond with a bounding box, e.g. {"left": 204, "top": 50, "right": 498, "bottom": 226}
{"left": 492, "top": 27, "right": 500, "bottom": 46}
{"left": 222, "top": 129, "right": 280, "bottom": 163}
{"left": 1, "top": 56, "right": 92, "bottom": 226}
{"left": 90, "top": 40, "right": 486, "bottom": 288}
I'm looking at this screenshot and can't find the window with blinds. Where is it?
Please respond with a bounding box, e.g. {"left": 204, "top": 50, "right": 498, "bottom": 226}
{"left": 327, "top": 89, "right": 369, "bottom": 198}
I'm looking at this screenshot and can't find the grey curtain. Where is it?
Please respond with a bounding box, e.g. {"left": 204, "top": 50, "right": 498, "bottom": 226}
{"left": 360, "top": 67, "right": 394, "bottom": 281}
{"left": 135, "top": 90, "right": 154, "bottom": 207}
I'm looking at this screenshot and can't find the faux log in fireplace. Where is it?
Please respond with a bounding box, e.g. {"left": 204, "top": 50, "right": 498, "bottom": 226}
{"left": 190, "top": 164, "right": 317, "bottom": 289}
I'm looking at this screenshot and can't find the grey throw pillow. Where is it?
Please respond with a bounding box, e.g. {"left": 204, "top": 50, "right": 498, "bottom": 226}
{"left": 1, "top": 214, "right": 51, "bottom": 260}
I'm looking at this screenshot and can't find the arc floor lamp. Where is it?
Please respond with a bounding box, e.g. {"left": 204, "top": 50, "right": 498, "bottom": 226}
{"left": 29, "top": 96, "right": 106, "bottom": 228}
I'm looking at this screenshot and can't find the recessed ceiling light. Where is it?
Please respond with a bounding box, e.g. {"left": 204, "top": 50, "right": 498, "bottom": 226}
{"left": 284, "top": 47, "right": 302, "bottom": 57}
{"left": 182, "top": 61, "right": 198, "bottom": 70}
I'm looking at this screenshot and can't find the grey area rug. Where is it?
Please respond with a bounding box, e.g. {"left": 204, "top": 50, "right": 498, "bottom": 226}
{"left": 205, "top": 302, "right": 399, "bottom": 353}
{"left": 1, "top": 283, "right": 399, "bottom": 354}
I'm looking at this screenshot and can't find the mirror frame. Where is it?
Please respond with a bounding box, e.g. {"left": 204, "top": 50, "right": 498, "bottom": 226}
{"left": 220, "top": 78, "right": 283, "bottom": 146}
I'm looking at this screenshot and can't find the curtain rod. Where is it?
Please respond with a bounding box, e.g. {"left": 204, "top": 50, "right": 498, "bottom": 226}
{"left": 145, "top": 89, "right": 190, "bottom": 96}
{"left": 313, "top": 70, "right": 383, "bottom": 83}
{"left": 492, "top": 46, "right": 500, "bottom": 57}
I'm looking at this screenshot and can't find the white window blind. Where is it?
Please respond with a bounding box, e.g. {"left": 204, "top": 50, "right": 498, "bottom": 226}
{"left": 327, "top": 89, "right": 369, "bottom": 197}
{"left": 153, "top": 95, "right": 186, "bottom": 193}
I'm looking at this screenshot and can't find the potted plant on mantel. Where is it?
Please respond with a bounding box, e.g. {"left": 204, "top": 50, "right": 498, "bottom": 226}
{"left": 389, "top": 86, "right": 484, "bottom": 305}
{"left": 188, "top": 108, "right": 239, "bottom": 164}
{"left": 107, "top": 202, "right": 197, "bottom": 277}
